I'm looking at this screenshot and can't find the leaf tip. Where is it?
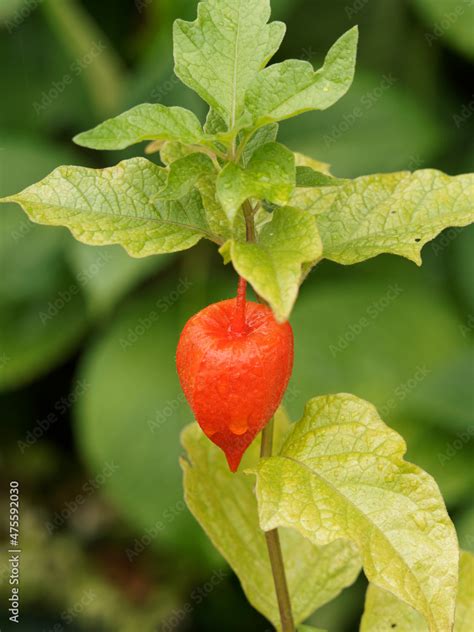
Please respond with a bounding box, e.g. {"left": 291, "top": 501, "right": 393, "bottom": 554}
{"left": 72, "top": 131, "right": 90, "bottom": 148}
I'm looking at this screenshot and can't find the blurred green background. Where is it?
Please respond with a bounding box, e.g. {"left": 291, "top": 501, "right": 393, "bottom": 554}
{"left": 0, "top": 0, "right": 473, "bottom": 630}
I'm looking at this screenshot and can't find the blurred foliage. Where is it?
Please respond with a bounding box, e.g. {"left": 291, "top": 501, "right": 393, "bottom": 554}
{"left": 0, "top": 0, "right": 473, "bottom": 630}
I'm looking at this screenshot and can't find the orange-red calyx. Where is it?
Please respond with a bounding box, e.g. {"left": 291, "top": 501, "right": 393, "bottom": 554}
{"left": 176, "top": 280, "right": 294, "bottom": 471}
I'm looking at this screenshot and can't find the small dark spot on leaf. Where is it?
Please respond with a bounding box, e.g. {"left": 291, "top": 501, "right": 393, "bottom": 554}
{"left": 391, "top": 625, "right": 397, "bottom": 629}
{"left": 415, "top": 238, "right": 421, "bottom": 242}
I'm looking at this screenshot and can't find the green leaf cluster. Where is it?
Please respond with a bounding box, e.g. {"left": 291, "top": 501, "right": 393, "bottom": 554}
{"left": 2, "top": 0, "right": 473, "bottom": 324}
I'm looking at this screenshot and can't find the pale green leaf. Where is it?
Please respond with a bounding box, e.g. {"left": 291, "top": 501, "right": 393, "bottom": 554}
{"left": 155, "top": 152, "right": 215, "bottom": 201}
{"left": 246, "top": 27, "right": 358, "bottom": 125}
{"left": 360, "top": 550, "right": 474, "bottom": 632}
{"left": 216, "top": 142, "right": 296, "bottom": 222}
{"left": 0, "top": 158, "right": 222, "bottom": 257}
{"left": 254, "top": 394, "right": 458, "bottom": 632}
{"left": 159, "top": 142, "right": 195, "bottom": 166}
{"left": 298, "top": 626, "right": 327, "bottom": 632}
{"left": 295, "top": 170, "right": 474, "bottom": 265}
{"left": 220, "top": 206, "right": 322, "bottom": 322}
{"left": 181, "top": 411, "right": 361, "bottom": 630}
{"left": 73, "top": 104, "right": 204, "bottom": 150}
{"left": 173, "top": 0, "right": 285, "bottom": 127}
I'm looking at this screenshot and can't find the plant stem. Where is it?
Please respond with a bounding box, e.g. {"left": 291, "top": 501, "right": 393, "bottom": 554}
{"left": 242, "top": 197, "right": 294, "bottom": 630}
{"left": 243, "top": 200, "right": 257, "bottom": 242}
{"left": 260, "top": 420, "right": 296, "bottom": 632}
{"left": 231, "top": 277, "right": 247, "bottom": 333}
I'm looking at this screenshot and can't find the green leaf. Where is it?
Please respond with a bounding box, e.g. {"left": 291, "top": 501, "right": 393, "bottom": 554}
{"left": 0, "top": 0, "right": 26, "bottom": 22}
{"left": 155, "top": 152, "right": 215, "bottom": 201}
{"left": 287, "top": 268, "right": 473, "bottom": 506}
{"left": 457, "top": 507, "right": 474, "bottom": 554}
{"left": 254, "top": 394, "right": 458, "bottom": 632}
{"left": 295, "top": 167, "right": 345, "bottom": 188}
{"left": 1, "top": 158, "right": 222, "bottom": 256}
{"left": 174, "top": 0, "right": 286, "bottom": 127}
{"left": 159, "top": 142, "right": 195, "bottom": 166}
{"left": 197, "top": 174, "right": 238, "bottom": 241}
{"left": 216, "top": 142, "right": 296, "bottom": 222}
{"left": 181, "top": 411, "right": 361, "bottom": 630}
{"left": 296, "top": 170, "right": 474, "bottom": 265}
{"left": 75, "top": 281, "right": 218, "bottom": 563}
{"left": 154, "top": 148, "right": 237, "bottom": 239}
{"left": 298, "top": 626, "right": 327, "bottom": 632}
{"left": 0, "top": 137, "right": 88, "bottom": 391}
{"left": 73, "top": 104, "right": 204, "bottom": 150}
{"left": 204, "top": 107, "right": 228, "bottom": 135}
{"left": 220, "top": 206, "right": 321, "bottom": 322}
{"left": 360, "top": 550, "right": 474, "bottom": 632}
{"left": 67, "top": 242, "right": 171, "bottom": 319}
{"left": 241, "top": 123, "right": 279, "bottom": 166}
{"left": 411, "top": 0, "right": 474, "bottom": 60}
{"left": 246, "top": 26, "right": 358, "bottom": 126}
{"left": 294, "top": 152, "right": 331, "bottom": 175}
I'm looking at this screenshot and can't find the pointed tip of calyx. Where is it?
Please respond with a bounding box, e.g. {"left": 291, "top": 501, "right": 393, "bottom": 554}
{"left": 225, "top": 450, "right": 245, "bottom": 473}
